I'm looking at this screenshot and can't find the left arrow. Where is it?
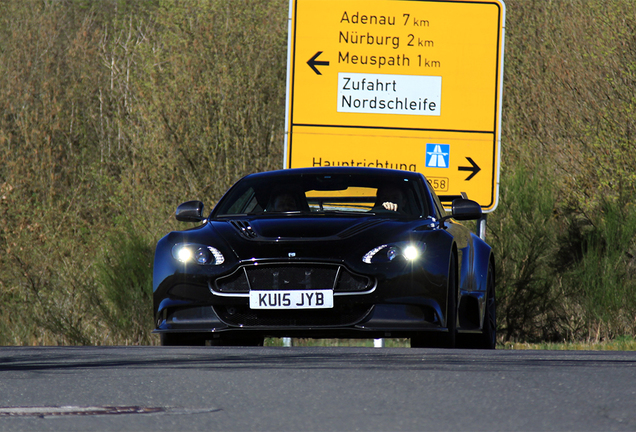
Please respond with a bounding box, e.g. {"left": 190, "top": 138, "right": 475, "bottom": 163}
{"left": 307, "top": 51, "right": 329, "bottom": 75}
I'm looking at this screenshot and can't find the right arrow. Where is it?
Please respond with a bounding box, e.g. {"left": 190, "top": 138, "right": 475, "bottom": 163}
{"left": 307, "top": 51, "right": 329, "bottom": 75}
{"left": 458, "top": 157, "right": 481, "bottom": 181}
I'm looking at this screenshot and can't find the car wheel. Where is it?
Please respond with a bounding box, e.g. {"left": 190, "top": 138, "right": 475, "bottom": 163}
{"left": 209, "top": 335, "right": 265, "bottom": 347}
{"left": 444, "top": 252, "right": 458, "bottom": 348}
{"left": 410, "top": 332, "right": 441, "bottom": 348}
{"left": 160, "top": 333, "right": 206, "bottom": 346}
{"left": 457, "top": 261, "right": 496, "bottom": 349}
{"left": 480, "top": 262, "right": 497, "bottom": 349}
{"left": 411, "top": 252, "right": 457, "bottom": 348}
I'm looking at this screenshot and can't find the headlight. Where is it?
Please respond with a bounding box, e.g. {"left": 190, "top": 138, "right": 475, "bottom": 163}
{"left": 402, "top": 245, "right": 420, "bottom": 261}
{"left": 362, "top": 242, "right": 424, "bottom": 264}
{"left": 172, "top": 243, "right": 225, "bottom": 265}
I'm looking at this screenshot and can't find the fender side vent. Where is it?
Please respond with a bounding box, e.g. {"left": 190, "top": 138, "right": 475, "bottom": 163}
{"left": 230, "top": 220, "right": 258, "bottom": 238}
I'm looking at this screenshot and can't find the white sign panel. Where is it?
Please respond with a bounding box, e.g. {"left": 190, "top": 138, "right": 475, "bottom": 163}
{"left": 337, "top": 72, "right": 441, "bottom": 116}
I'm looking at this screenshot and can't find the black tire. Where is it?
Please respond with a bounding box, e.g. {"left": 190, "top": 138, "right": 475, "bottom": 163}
{"left": 479, "top": 262, "right": 497, "bottom": 349}
{"left": 160, "top": 332, "right": 207, "bottom": 346}
{"left": 208, "top": 335, "right": 264, "bottom": 347}
{"left": 411, "top": 253, "right": 457, "bottom": 348}
{"left": 457, "top": 261, "right": 496, "bottom": 349}
{"left": 410, "top": 331, "right": 444, "bottom": 348}
{"left": 444, "top": 252, "right": 458, "bottom": 348}
{"left": 161, "top": 333, "right": 264, "bottom": 347}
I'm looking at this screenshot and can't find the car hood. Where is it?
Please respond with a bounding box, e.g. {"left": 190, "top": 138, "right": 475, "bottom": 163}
{"left": 235, "top": 216, "right": 386, "bottom": 239}
{"left": 207, "top": 215, "right": 416, "bottom": 261}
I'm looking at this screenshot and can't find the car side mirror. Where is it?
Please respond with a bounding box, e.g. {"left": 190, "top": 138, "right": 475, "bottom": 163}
{"left": 176, "top": 200, "right": 205, "bottom": 222}
{"left": 450, "top": 198, "right": 482, "bottom": 221}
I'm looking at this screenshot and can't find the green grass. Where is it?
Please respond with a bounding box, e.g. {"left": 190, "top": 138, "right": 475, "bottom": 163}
{"left": 502, "top": 336, "right": 636, "bottom": 351}
{"left": 1, "top": 0, "right": 635, "bottom": 346}
{"left": 264, "top": 338, "right": 411, "bottom": 348}
{"left": 265, "top": 336, "right": 636, "bottom": 350}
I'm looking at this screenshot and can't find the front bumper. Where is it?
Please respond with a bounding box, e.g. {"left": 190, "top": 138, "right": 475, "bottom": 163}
{"left": 154, "top": 301, "right": 445, "bottom": 338}
{"left": 153, "top": 259, "right": 461, "bottom": 337}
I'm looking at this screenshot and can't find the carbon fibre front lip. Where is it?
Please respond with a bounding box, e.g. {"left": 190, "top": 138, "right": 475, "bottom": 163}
{"left": 153, "top": 303, "right": 443, "bottom": 333}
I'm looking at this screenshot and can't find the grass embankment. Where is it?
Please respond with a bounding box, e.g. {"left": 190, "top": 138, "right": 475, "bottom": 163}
{"left": 502, "top": 336, "right": 636, "bottom": 351}
{"left": 0, "top": 0, "right": 635, "bottom": 346}
{"left": 265, "top": 337, "right": 636, "bottom": 351}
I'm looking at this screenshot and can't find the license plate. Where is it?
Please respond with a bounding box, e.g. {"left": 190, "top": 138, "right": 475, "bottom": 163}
{"left": 249, "top": 290, "right": 334, "bottom": 309}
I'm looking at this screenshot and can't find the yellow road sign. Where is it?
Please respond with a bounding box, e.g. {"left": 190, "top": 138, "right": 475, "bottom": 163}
{"left": 284, "top": 0, "right": 506, "bottom": 211}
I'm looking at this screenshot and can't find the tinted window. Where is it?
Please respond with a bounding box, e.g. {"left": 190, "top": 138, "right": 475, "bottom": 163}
{"left": 213, "top": 173, "right": 427, "bottom": 218}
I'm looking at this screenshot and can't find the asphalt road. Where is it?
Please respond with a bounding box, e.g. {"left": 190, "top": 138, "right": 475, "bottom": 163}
{"left": 0, "top": 346, "right": 635, "bottom": 431}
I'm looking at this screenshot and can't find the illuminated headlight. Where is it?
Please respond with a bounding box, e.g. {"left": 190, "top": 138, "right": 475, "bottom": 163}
{"left": 172, "top": 243, "right": 225, "bottom": 265}
{"left": 403, "top": 245, "right": 420, "bottom": 261}
{"left": 177, "top": 246, "right": 193, "bottom": 262}
{"left": 362, "top": 243, "right": 424, "bottom": 264}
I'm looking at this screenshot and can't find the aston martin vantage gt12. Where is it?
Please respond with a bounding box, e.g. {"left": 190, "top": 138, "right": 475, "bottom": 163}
{"left": 153, "top": 167, "right": 496, "bottom": 348}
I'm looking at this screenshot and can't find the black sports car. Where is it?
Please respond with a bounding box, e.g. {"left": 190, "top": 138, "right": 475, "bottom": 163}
{"left": 153, "top": 167, "right": 495, "bottom": 348}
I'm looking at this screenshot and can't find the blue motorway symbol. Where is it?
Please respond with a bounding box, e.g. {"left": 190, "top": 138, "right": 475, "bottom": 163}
{"left": 426, "top": 144, "right": 450, "bottom": 168}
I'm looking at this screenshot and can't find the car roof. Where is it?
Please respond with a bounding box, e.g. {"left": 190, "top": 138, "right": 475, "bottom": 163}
{"left": 242, "top": 167, "right": 425, "bottom": 181}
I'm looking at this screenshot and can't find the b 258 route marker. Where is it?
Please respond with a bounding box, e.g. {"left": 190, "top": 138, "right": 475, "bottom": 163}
{"left": 284, "top": 0, "right": 506, "bottom": 211}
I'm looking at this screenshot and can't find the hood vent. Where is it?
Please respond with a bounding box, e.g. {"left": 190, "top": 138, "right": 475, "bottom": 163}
{"left": 337, "top": 220, "right": 384, "bottom": 239}
{"left": 230, "top": 220, "right": 258, "bottom": 239}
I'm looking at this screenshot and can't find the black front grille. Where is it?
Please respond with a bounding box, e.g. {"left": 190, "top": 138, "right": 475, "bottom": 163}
{"left": 336, "top": 269, "right": 372, "bottom": 292}
{"left": 213, "top": 305, "right": 374, "bottom": 327}
{"left": 214, "top": 263, "right": 373, "bottom": 294}
{"left": 246, "top": 264, "right": 337, "bottom": 290}
{"left": 215, "top": 268, "right": 250, "bottom": 293}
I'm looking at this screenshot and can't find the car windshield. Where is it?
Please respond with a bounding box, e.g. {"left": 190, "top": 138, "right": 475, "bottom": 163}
{"left": 213, "top": 172, "right": 426, "bottom": 218}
